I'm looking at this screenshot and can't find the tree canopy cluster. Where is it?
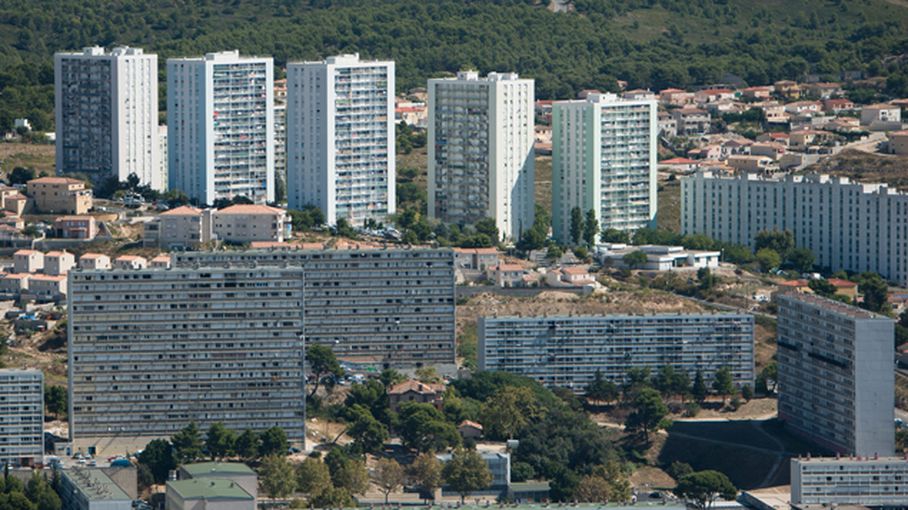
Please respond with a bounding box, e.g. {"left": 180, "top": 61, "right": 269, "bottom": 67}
{"left": 2, "top": 0, "right": 908, "bottom": 131}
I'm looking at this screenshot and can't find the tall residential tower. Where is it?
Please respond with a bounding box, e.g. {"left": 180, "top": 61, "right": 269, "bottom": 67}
{"left": 167, "top": 51, "right": 274, "bottom": 205}
{"left": 286, "top": 54, "right": 395, "bottom": 226}
{"left": 427, "top": 71, "right": 535, "bottom": 241}
{"left": 55, "top": 46, "right": 162, "bottom": 189}
{"left": 552, "top": 93, "right": 657, "bottom": 243}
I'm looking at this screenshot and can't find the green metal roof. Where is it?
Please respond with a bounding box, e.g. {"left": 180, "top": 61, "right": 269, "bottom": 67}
{"left": 182, "top": 462, "right": 256, "bottom": 477}
{"left": 65, "top": 469, "right": 131, "bottom": 501}
{"left": 168, "top": 479, "right": 254, "bottom": 500}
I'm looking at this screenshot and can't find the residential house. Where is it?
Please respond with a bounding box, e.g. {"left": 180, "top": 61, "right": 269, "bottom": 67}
{"left": 113, "top": 255, "right": 147, "bottom": 270}
{"left": 761, "top": 103, "right": 790, "bottom": 124}
{"left": 150, "top": 254, "right": 171, "bottom": 269}
{"left": 659, "top": 157, "right": 700, "bottom": 173}
{"left": 659, "top": 88, "right": 694, "bottom": 106}
{"left": 388, "top": 380, "right": 445, "bottom": 412}
{"left": 453, "top": 248, "right": 499, "bottom": 272}
{"left": 741, "top": 86, "right": 773, "bottom": 101}
{"left": 622, "top": 89, "right": 656, "bottom": 101}
{"left": 213, "top": 204, "right": 289, "bottom": 244}
{"left": 750, "top": 142, "right": 786, "bottom": 160}
{"left": 458, "top": 421, "right": 483, "bottom": 440}
{"left": 560, "top": 266, "right": 595, "bottom": 285}
{"left": 0, "top": 274, "right": 29, "bottom": 295}
{"left": 727, "top": 155, "right": 774, "bottom": 173}
{"left": 694, "top": 88, "right": 735, "bottom": 104}
{"left": 672, "top": 108, "right": 711, "bottom": 135}
{"left": 784, "top": 101, "right": 822, "bottom": 115}
{"left": 144, "top": 206, "right": 213, "bottom": 249}
{"left": 803, "top": 82, "right": 843, "bottom": 99}
{"left": 78, "top": 253, "right": 111, "bottom": 270}
{"left": 658, "top": 111, "right": 677, "bottom": 138}
{"left": 861, "top": 103, "right": 902, "bottom": 131}
{"left": 13, "top": 250, "right": 43, "bottom": 274}
{"left": 27, "top": 176, "right": 92, "bottom": 214}
{"left": 822, "top": 98, "right": 855, "bottom": 113}
{"left": 487, "top": 264, "right": 528, "bottom": 288}
{"left": 826, "top": 117, "right": 862, "bottom": 133}
{"left": 28, "top": 274, "right": 67, "bottom": 301}
{"left": 789, "top": 129, "right": 835, "bottom": 151}
{"left": 0, "top": 187, "right": 28, "bottom": 216}
{"left": 828, "top": 278, "right": 858, "bottom": 300}
{"left": 889, "top": 130, "right": 908, "bottom": 155}
{"left": 774, "top": 80, "right": 801, "bottom": 99}
{"left": 53, "top": 215, "right": 97, "bottom": 240}
{"left": 44, "top": 251, "right": 75, "bottom": 276}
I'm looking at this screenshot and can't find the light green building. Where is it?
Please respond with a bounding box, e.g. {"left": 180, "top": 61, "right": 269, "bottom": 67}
{"left": 165, "top": 478, "right": 254, "bottom": 510}
{"left": 552, "top": 93, "right": 658, "bottom": 243}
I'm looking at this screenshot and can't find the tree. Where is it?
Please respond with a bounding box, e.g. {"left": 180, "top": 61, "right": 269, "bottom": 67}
{"left": 297, "top": 458, "right": 331, "bottom": 498}
{"left": 474, "top": 217, "right": 499, "bottom": 244}
{"left": 442, "top": 448, "right": 493, "bottom": 503}
{"left": 569, "top": 207, "right": 583, "bottom": 245}
{"left": 808, "top": 278, "right": 837, "bottom": 298}
{"left": 600, "top": 228, "right": 630, "bottom": 244}
{"left": 44, "top": 385, "right": 66, "bottom": 419}
{"left": 26, "top": 472, "right": 61, "bottom": 510}
{"left": 623, "top": 250, "right": 648, "bottom": 270}
{"left": 667, "top": 461, "right": 694, "bottom": 481}
{"left": 787, "top": 247, "right": 815, "bottom": 273}
{"left": 235, "top": 429, "right": 261, "bottom": 461}
{"left": 697, "top": 267, "right": 717, "bottom": 291}
{"left": 574, "top": 474, "right": 612, "bottom": 503}
{"left": 480, "top": 386, "right": 542, "bottom": 440}
{"left": 345, "top": 405, "right": 388, "bottom": 454}
{"left": 0, "top": 492, "right": 34, "bottom": 510}
{"left": 8, "top": 167, "right": 35, "bottom": 185}
{"left": 652, "top": 365, "right": 689, "bottom": 399}
{"left": 582, "top": 209, "right": 598, "bottom": 246}
{"left": 307, "top": 344, "right": 344, "bottom": 398}
{"left": 755, "top": 230, "right": 794, "bottom": 259}
{"left": 205, "top": 422, "right": 236, "bottom": 460}
{"left": 171, "top": 422, "right": 204, "bottom": 464}
{"left": 415, "top": 366, "right": 442, "bottom": 383}
{"left": 692, "top": 370, "right": 708, "bottom": 403}
{"left": 326, "top": 451, "right": 369, "bottom": 495}
{"left": 373, "top": 458, "right": 405, "bottom": 504}
{"left": 138, "top": 439, "right": 177, "bottom": 484}
{"left": 712, "top": 367, "right": 734, "bottom": 404}
{"left": 397, "top": 402, "right": 461, "bottom": 453}
{"left": 259, "top": 455, "right": 298, "bottom": 499}
{"left": 625, "top": 388, "right": 668, "bottom": 442}
{"left": 259, "top": 427, "right": 289, "bottom": 457}
{"left": 380, "top": 368, "right": 406, "bottom": 389}
{"left": 309, "top": 486, "right": 354, "bottom": 508}
{"left": 755, "top": 248, "right": 781, "bottom": 272}
{"left": 408, "top": 452, "right": 443, "bottom": 503}
{"left": 585, "top": 370, "right": 619, "bottom": 403}
{"left": 857, "top": 272, "right": 889, "bottom": 313}
{"left": 741, "top": 384, "right": 754, "bottom": 401}
{"left": 673, "top": 470, "right": 737, "bottom": 510}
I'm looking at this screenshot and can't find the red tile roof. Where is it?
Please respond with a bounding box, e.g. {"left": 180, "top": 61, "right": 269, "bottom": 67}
{"left": 388, "top": 380, "right": 445, "bottom": 395}
{"left": 216, "top": 204, "right": 286, "bottom": 215}
{"left": 160, "top": 205, "right": 203, "bottom": 217}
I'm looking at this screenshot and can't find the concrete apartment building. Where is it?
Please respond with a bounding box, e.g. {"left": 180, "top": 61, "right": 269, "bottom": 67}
{"left": 143, "top": 206, "right": 214, "bottom": 249}
{"left": 179, "top": 462, "right": 258, "bottom": 500}
{"left": 552, "top": 93, "right": 658, "bottom": 242}
{"left": 68, "top": 267, "right": 306, "bottom": 456}
{"left": 167, "top": 51, "right": 275, "bottom": 205}
{"left": 27, "top": 176, "right": 93, "bottom": 214}
{"left": 54, "top": 46, "right": 162, "bottom": 189}
{"left": 172, "top": 248, "right": 456, "bottom": 370}
{"left": 0, "top": 369, "right": 43, "bottom": 467}
{"left": 478, "top": 313, "right": 754, "bottom": 391}
{"left": 274, "top": 79, "right": 288, "bottom": 196}
{"left": 427, "top": 71, "right": 535, "bottom": 241}
{"left": 791, "top": 456, "right": 908, "bottom": 506}
{"left": 682, "top": 170, "right": 908, "bottom": 286}
{"left": 59, "top": 468, "right": 133, "bottom": 510}
{"left": 166, "top": 479, "right": 255, "bottom": 510}
{"left": 286, "top": 54, "right": 395, "bottom": 226}
{"left": 776, "top": 292, "right": 894, "bottom": 456}
{"left": 212, "top": 204, "right": 289, "bottom": 244}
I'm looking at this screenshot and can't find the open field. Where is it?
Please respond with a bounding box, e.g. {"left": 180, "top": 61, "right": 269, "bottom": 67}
{"left": 804, "top": 149, "right": 908, "bottom": 190}
{"left": 656, "top": 178, "right": 681, "bottom": 232}
{"left": 0, "top": 142, "right": 55, "bottom": 176}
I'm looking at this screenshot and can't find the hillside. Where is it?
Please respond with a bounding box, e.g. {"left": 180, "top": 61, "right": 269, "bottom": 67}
{"left": 2, "top": 0, "right": 908, "bottom": 130}
{"left": 803, "top": 148, "right": 908, "bottom": 190}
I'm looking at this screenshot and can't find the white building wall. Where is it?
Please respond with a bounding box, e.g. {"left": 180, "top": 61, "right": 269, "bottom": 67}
{"left": 428, "top": 72, "right": 535, "bottom": 241}
{"left": 792, "top": 457, "right": 908, "bottom": 506}
{"left": 286, "top": 54, "right": 394, "bottom": 226}
{"left": 55, "top": 47, "right": 160, "bottom": 189}
{"left": 0, "top": 369, "right": 43, "bottom": 466}
{"left": 167, "top": 51, "right": 274, "bottom": 205}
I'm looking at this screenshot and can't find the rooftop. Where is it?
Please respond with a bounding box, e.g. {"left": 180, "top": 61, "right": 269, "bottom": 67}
{"left": 14, "top": 249, "right": 42, "bottom": 256}
{"left": 160, "top": 205, "right": 203, "bottom": 217}
{"left": 28, "top": 176, "right": 84, "bottom": 185}
{"left": 216, "top": 204, "right": 286, "bottom": 215}
{"left": 168, "top": 478, "right": 254, "bottom": 500}
{"left": 182, "top": 462, "right": 256, "bottom": 478}
{"left": 778, "top": 291, "right": 889, "bottom": 320}
{"left": 80, "top": 253, "right": 108, "bottom": 259}
{"left": 65, "top": 469, "right": 130, "bottom": 501}
{"left": 389, "top": 380, "right": 445, "bottom": 395}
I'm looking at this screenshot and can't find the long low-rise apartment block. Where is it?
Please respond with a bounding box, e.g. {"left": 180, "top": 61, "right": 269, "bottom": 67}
{"left": 478, "top": 313, "right": 754, "bottom": 390}
{"left": 682, "top": 170, "right": 908, "bottom": 286}
{"left": 68, "top": 267, "right": 306, "bottom": 456}
{"left": 171, "top": 248, "right": 457, "bottom": 371}
{"left": 791, "top": 456, "right": 908, "bottom": 507}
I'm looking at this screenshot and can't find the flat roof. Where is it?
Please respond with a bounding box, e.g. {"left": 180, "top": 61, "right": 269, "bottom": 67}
{"left": 168, "top": 479, "right": 254, "bottom": 500}
{"left": 64, "top": 469, "right": 130, "bottom": 501}
{"left": 777, "top": 291, "right": 889, "bottom": 320}
{"left": 182, "top": 462, "right": 256, "bottom": 477}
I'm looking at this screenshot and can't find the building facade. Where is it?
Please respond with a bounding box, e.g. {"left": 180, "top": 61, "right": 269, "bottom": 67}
{"left": 0, "top": 369, "right": 43, "bottom": 467}
{"left": 681, "top": 170, "right": 908, "bottom": 286}
{"left": 478, "top": 314, "right": 754, "bottom": 391}
{"left": 212, "top": 204, "right": 289, "bottom": 244}
{"left": 59, "top": 469, "right": 132, "bottom": 510}
{"left": 552, "top": 93, "right": 658, "bottom": 243}
{"left": 167, "top": 51, "right": 274, "bottom": 205}
{"left": 55, "top": 46, "right": 162, "bottom": 189}
{"left": 171, "top": 248, "right": 456, "bottom": 370}
{"left": 791, "top": 457, "right": 908, "bottom": 506}
{"left": 28, "top": 177, "right": 93, "bottom": 215}
{"left": 776, "top": 292, "right": 894, "bottom": 456}
{"left": 68, "top": 267, "right": 306, "bottom": 456}
{"left": 427, "top": 71, "right": 535, "bottom": 241}
{"left": 286, "top": 54, "right": 395, "bottom": 226}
